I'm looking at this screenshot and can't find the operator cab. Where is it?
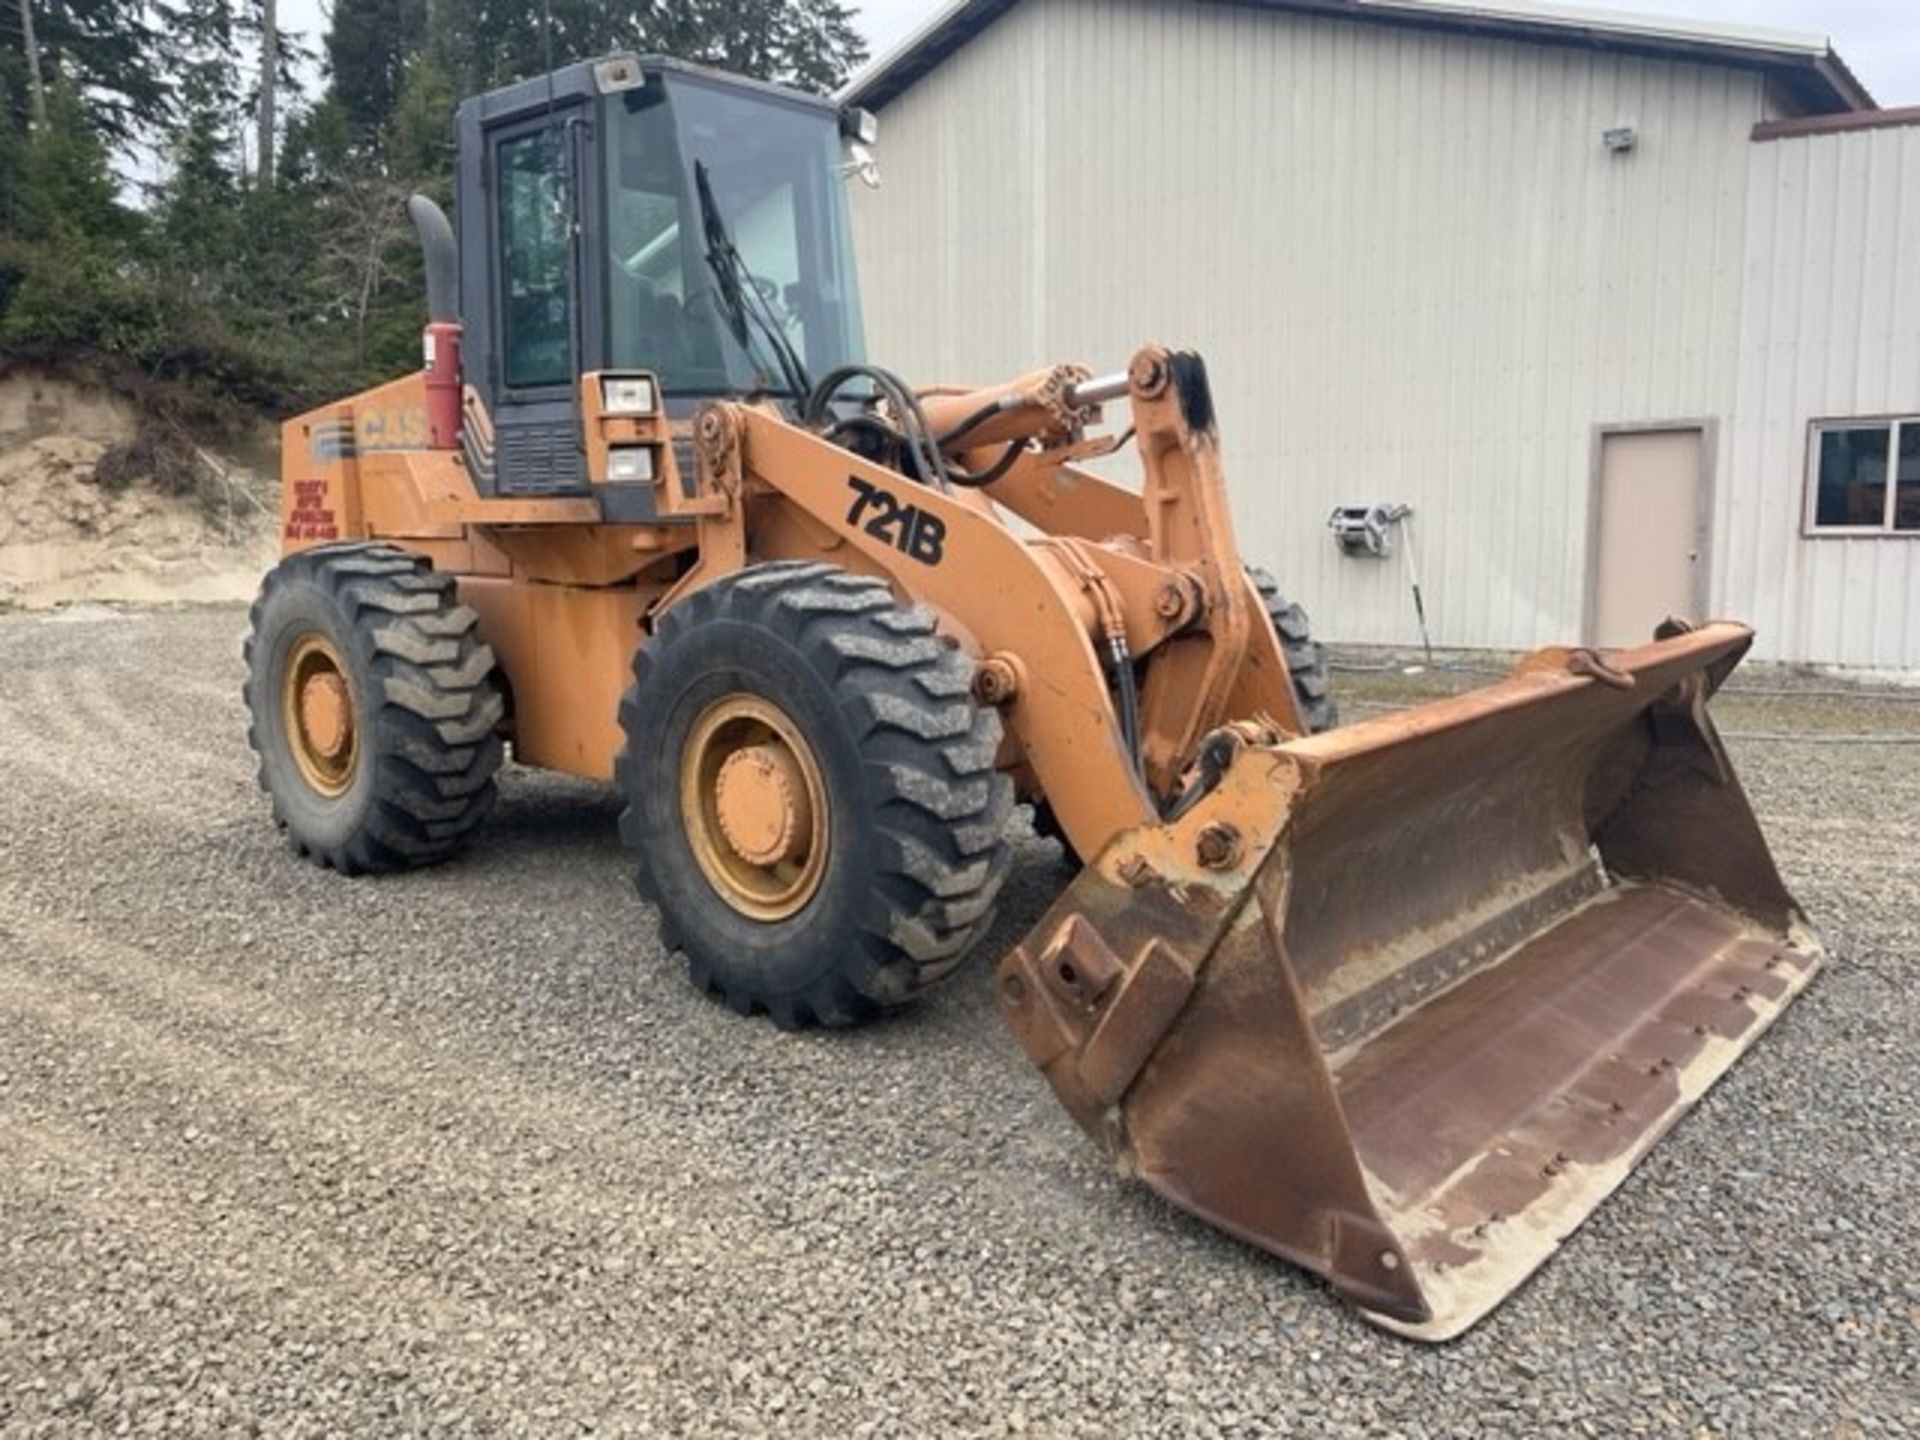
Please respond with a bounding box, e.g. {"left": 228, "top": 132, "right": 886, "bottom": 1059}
{"left": 453, "top": 55, "right": 869, "bottom": 498}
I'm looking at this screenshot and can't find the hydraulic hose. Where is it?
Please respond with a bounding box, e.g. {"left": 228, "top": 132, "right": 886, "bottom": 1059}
{"left": 805, "top": 364, "right": 954, "bottom": 492}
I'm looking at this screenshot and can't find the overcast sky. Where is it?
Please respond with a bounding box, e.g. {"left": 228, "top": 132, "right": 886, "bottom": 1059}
{"left": 279, "top": 0, "right": 1918, "bottom": 105}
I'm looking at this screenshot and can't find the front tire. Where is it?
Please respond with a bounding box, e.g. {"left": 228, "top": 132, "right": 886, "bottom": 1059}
{"left": 243, "top": 542, "right": 503, "bottom": 873}
{"left": 616, "top": 562, "right": 1013, "bottom": 1029}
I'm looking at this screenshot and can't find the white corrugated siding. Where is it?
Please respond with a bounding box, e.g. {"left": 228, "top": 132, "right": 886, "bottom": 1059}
{"left": 1722, "top": 125, "right": 1920, "bottom": 670}
{"left": 851, "top": 0, "right": 1766, "bottom": 651}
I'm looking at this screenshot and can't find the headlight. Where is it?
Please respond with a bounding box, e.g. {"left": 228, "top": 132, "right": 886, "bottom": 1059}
{"left": 602, "top": 376, "right": 657, "bottom": 416}
{"left": 606, "top": 446, "right": 656, "bottom": 483}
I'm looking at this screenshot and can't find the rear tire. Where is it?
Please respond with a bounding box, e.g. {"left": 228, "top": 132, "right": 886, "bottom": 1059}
{"left": 616, "top": 562, "right": 1013, "bottom": 1029}
{"left": 1248, "top": 566, "right": 1338, "bottom": 733}
{"left": 1033, "top": 564, "right": 1336, "bottom": 860}
{"left": 243, "top": 542, "right": 503, "bottom": 873}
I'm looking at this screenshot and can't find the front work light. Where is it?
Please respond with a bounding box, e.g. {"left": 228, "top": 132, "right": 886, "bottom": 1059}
{"left": 606, "top": 446, "right": 656, "bottom": 483}
{"left": 602, "top": 376, "right": 658, "bottom": 416}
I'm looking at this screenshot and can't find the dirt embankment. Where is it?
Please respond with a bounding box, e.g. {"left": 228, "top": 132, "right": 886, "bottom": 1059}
{"left": 0, "top": 372, "right": 276, "bottom": 609}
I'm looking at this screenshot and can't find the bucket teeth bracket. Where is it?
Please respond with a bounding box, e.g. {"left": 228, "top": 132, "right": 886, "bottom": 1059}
{"left": 1005, "top": 916, "right": 1201, "bottom": 1113}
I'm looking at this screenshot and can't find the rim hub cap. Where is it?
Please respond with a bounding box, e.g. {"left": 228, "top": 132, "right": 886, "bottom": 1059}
{"left": 680, "top": 694, "right": 830, "bottom": 921}
{"left": 300, "top": 671, "right": 352, "bottom": 760}
{"left": 714, "top": 743, "right": 811, "bottom": 866}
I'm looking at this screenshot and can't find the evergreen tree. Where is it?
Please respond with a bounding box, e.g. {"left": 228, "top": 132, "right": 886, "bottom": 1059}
{"left": 155, "top": 0, "right": 245, "bottom": 301}
{"left": 332, "top": 0, "right": 866, "bottom": 139}
{"left": 256, "top": 0, "right": 277, "bottom": 184}
{"left": 4, "top": 78, "right": 123, "bottom": 250}
{"left": 0, "top": 80, "right": 145, "bottom": 352}
{"left": 2, "top": 1, "right": 182, "bottom": 148}
{"left": 326, "top": 0, "right": 428, "bottom": 140}
{"left": 0, "top": 0, "right": 870, "bottom": 415}
{"left": 14, "top": 0, "right": 48, "bottom": 127}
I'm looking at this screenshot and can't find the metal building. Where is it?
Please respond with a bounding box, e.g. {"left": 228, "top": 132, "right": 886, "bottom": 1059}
{"left": 842, "top": 0, "right": 1919, "bottom": 671}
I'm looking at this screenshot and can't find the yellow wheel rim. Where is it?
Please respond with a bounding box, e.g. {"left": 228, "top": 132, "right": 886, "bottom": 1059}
{"left": 280, "top": 632, "right": 358, "bottom": 797}
{"left": 680, "top": 694, "right": 830, "bottom": 921}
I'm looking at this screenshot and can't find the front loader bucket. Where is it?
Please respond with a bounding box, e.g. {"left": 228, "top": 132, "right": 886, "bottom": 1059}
{"left": 998, "top": 623, "right": 1821, "bottom": 1340}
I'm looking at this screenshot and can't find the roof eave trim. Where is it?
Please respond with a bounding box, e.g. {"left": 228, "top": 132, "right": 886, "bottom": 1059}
{"left": 840, "top": 0, "right": 1874, "bottom": 116}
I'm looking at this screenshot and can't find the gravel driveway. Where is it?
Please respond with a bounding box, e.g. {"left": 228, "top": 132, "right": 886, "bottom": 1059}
{"left": 1, "top": 605, "right": 1914, "bottom": 1436}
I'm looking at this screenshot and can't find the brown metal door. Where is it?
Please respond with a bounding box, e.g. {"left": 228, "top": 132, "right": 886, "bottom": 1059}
{"left": 1591, "top": 427, "right": 1705, "bottom": 647}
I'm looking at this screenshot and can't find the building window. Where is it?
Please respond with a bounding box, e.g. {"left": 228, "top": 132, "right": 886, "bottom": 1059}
{"left": 1808, "top": 418, "right": 1920, "bottom": 534}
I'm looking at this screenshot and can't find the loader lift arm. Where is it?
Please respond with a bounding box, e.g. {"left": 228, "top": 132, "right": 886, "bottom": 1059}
{"left": 666, "top": 345, "right": 1311, "bottom": 859}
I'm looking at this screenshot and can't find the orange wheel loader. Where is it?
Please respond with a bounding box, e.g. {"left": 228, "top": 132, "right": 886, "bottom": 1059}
{"left": 245, "top": 54, "right": 1823, "bottom": 1339}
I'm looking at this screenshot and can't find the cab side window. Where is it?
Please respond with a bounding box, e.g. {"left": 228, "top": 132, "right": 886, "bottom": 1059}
{"left": 497, "top": 129, "right": 573, "bottom": 390}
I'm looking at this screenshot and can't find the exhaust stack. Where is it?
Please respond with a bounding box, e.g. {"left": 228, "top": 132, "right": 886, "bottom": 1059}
{"left": 407, "top": 194, "right": 463, "bottom": 451}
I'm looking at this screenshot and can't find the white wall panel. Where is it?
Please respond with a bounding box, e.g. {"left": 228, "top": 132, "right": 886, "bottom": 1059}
{"left": 851, "top": 0, "right": 1771, "bottom": 652}
{"left": 1724, "top": 125, "right": 1920, "bottom": 670}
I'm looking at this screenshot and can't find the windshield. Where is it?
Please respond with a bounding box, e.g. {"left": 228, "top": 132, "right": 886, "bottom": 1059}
{"left": 602, "top": 73, "right": 865, "bottom": 398}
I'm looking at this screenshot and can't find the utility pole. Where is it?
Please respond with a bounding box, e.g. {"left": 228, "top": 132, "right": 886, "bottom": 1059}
{"left": 257, "top": 0, "right": 279, "bottom": 185}
{"left": 16, "top": 0, "right": 47, "bottom": 128}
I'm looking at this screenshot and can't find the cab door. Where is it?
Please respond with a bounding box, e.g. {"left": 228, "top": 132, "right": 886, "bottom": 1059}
{"left": 486, "top": 110, "right": 597, "bottom": 495}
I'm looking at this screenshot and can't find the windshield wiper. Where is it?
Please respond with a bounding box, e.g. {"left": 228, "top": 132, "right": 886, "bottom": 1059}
{"left": 694, "top": 161, "right": 812, "bottom": 400}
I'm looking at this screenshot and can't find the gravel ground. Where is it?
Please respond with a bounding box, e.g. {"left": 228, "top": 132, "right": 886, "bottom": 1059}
{"left": 0, "top": 605, "right": 1914, "bottom": 1437}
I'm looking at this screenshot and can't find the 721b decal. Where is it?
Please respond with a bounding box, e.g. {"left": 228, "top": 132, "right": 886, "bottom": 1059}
{"left": 845, "top": 477, "right": 946, "bottom": 565}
